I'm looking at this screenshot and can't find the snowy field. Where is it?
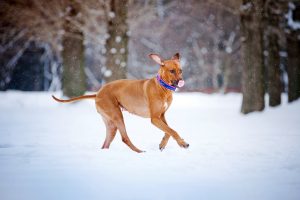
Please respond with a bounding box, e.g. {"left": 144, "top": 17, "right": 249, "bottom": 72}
{"left": 0, "top": 91, "right": 300, "bottom": 200}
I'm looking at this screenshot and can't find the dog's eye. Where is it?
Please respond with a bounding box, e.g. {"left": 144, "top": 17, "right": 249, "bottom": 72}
{"left": 170, "top": 69, "right": 176, "bottom": 74}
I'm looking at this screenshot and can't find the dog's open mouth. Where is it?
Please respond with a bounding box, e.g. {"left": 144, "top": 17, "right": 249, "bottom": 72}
{"left": 172, "top": 80, "right": 185, "bottom": 88}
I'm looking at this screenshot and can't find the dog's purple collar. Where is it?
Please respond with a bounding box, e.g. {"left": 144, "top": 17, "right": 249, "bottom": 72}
{"left": 156, "top": 75, "right": 176, "bottom": 91}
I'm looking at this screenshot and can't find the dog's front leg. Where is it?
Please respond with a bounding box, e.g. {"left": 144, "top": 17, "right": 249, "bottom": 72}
{"left": 159, "top": 114, "right": 170, "bottom": 151}
{"left": 159, "top": 134, "right": 170, "bottom": 151}
{"left": 151, "top": 116, "right": 189, "bottom": 149}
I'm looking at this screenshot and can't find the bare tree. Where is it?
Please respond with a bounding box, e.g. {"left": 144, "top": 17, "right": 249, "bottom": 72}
{"left": 0, "top": 0, "right": 108, "bottom": 94}
{"left": 240, "top": 0, "right": 265, "bottom": 114}
{"left": 62, "top": 2, "right": 86, "bottom": 97}
{"left": 286, "top": 1, "right": 300, "bottom": 102}
{"left": 104, "top": 0, "right": 129, "bottom": 83}
{"left": 265, "top": 0, "right": 282, "bottom": 107}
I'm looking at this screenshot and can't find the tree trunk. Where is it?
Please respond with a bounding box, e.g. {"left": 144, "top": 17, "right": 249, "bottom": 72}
{"left": 240, "top": 0, "right": 265, "bottom": 114}
{"left": 266, "top": 33, "right": 281, "bottom": 106}
{"left": 284, "top": 0, "right": 300, "bottom": 102}
{"left": 265, "top": 1, "right": 282, "bottom": 107}
{"left": 62, "top": 6, "right": 86, "bottom": 98}
{"left": 286, "top": 31, "right": 300, "bottom": 102}
{"left": 104, "top": 0, "right": 129, "bottom": 83}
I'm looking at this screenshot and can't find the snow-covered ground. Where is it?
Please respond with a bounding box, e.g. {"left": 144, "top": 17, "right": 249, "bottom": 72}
{"left": 0, "top": 91, "right": 300, "bottom": 200}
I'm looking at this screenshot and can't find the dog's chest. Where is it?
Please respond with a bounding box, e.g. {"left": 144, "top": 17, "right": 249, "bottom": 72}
{"left": 163, "top": 101, "right": 170, "bottom": 111}
{"left": 163, "top": 102, "right": 169, "bottom": 110}
{"left": 162, "top": 95, "right": 173, "bottom": 112}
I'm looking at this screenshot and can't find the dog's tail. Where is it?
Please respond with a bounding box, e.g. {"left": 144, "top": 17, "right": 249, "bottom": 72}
{"left": 52, "top": 94, "right": 96, "bottom": 103}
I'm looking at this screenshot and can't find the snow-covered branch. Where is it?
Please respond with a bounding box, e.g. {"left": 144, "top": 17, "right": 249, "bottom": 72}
{"left": 286, "top": 2, "right": 300, "bottom": 30}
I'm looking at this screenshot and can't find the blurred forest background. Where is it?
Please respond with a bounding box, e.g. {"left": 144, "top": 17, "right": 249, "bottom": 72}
{"left": 0, "top": 0, "right": 299, "bottom": 114}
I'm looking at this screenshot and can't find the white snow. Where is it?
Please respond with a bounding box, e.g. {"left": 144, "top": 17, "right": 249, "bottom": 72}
{"left": 0, "top": 91, "right": 300, "bottom": 200}
{"left": 240, "top": 2, "right": 252, "bottom": 12}
{"left": 120, "top": 61, "right": 126, "bottom": 67}
{"left": 108, "top": 11, "right": 115, "bottom": 19}
{"left": 115, "top": 36, "right": 122, "bottom": 43}
{"left": 104, "top": 70, "right": 112, "bottom": 77}
{"left": 286, "top": 2, "right": 300, "bottom": 30}
{"left": 279, "top": 51, "right": 288, "bottom": 57}
{"left": 110, "top": 48, "right": 117, "bottom": 54}
{"left": 201, "top": 47, "right": 208, "bottom": 54}
{"left": 263, "top": 50, "right": 269, "bottom": 57}
{"left": 225, "top": 46, "right": 232, "bottom": 54}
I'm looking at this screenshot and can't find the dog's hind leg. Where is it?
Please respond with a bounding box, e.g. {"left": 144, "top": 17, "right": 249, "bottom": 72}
{"left": 109, "top": 109, "right": 143, "bottom": 153}
{"left": 101, "top": 118, "right": 117, "bottom": 149}
{"left": 96, "top": 99, "right": 143, "bottom": 153}
{"left": 115, "top": 117, "right": 144, "bottom": 153}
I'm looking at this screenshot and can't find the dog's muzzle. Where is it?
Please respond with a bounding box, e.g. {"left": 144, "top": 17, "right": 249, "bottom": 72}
{"left": 172, "top": 79, "right": 185, "bottom": 88}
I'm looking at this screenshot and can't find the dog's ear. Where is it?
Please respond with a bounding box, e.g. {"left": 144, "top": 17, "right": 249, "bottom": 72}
{"left": 172, "top": 53, "right": 180, "bottom": 61}
{"left": 149, "top": 54, "right": 164, "bottom": 66}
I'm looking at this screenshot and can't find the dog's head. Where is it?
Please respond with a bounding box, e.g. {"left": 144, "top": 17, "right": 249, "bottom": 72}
{"left": 149, "top": 53, "right": 184, "bottom": 88}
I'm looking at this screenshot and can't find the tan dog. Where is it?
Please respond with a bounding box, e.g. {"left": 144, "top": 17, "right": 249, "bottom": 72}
{"left": 52, "top": 53, "right": 189, "bottom": 153}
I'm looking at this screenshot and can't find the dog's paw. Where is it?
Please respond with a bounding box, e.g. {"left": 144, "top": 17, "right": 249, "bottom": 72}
{"left": 159, "top": 140, "right": 168, "bottom": 151}
{"left": 182, "top": 142, "right": 189, "bottom": 149}
{"left": 159, "top": 143, "right": 166, "bottom": 151}
{"left": 178, "top": 139, "right": 189, "bottom": 149}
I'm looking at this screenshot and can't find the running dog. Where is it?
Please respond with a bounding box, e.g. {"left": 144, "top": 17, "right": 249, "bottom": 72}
{"left": 52, "top": 53, "right": 189, "bottom": 153}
